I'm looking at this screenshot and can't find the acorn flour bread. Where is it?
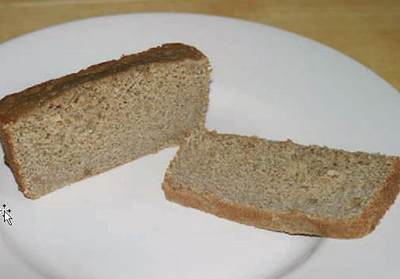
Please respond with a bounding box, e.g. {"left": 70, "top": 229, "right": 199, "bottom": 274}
{"left": 162, "top": 129, "right": 400, "bottom": 239}
{"left": 0, "top": 43, "right": 211, "bottom": 199}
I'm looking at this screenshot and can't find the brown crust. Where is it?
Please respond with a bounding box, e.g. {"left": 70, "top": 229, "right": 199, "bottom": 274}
{"left": 0, "top": 43, "right": 209, "bottom": 199}
{"left": 0, "top": 124, "right": 36, "bottom": 198}
{"left": 162, "top": 157, "right": 400, "bottom": 239}
{"left": 0, "top": 43, "right": 207, "bottom": 124}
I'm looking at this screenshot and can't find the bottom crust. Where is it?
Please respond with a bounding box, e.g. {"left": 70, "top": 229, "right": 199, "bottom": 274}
{"left": 162, "top": 158, "right": 400, "bottom": 239}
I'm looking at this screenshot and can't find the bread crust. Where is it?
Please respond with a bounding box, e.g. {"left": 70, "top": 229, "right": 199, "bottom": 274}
{"left": 162, "top": 158, "right": 400, "bottom": 239}
{"left": 0, "top": 124, "right": 35, "bottom": 198}
{"left": 0, "top": 43, "right": 207, "bottom": 124}
{"left": 0, "top": 43, "right": 209, "bottom": 199}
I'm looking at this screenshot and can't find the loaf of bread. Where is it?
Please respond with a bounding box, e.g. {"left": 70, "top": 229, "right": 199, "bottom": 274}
{"left": 162, "top": 129, "right": 400, "bottom": 239}
{"left": 0, "top": 43, "right": 211, "bottom": 199}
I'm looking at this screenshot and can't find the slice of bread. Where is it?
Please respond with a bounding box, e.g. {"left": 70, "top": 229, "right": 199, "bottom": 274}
{"left": 162, "top": 129, "right": 400, "bottom": 239}
{"left": 0, "top": 43, "right": 211, "bottom": 199}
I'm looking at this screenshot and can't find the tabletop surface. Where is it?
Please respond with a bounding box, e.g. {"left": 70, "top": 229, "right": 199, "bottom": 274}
{"left": 0, "top": 0, "right": 399, "bottom": 91}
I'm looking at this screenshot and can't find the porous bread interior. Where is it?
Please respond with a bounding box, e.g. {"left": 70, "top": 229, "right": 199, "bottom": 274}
{"left": 166, "top": 130, "right": 396, "bottom": 219}
{"left": 10, "top": 59, "right": 210, "bottom": 198}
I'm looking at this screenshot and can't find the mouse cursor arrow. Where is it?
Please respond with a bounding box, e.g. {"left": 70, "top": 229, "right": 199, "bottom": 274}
{"left": 3, "top": 210, "right": 12, "bottom": 226}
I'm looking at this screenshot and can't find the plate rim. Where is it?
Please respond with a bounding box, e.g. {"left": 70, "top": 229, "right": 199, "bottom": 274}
{"left": 0, "top": 11, "right": 399, "bottom": 279}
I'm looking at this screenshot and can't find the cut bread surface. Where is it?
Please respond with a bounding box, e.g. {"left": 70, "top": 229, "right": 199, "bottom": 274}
{"left": 0, "top": 43, "right": 211, "bottom": 199}
{"left": 162, "top": 129, "right": 400, "bottom": 238}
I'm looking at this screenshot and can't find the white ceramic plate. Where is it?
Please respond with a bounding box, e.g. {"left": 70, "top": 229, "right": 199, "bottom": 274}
{"left": 0, "top": 13, "right": 399, "bottom": 279}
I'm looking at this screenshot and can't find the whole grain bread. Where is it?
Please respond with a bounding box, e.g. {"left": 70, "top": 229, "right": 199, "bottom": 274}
{"left": 0, "top": 43, "right": 211, "bottom": 199}
{"left": 162, "top": 129, "right": 400, "bottom": 239}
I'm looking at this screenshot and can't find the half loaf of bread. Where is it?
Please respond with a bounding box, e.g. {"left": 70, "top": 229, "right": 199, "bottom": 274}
{"left": 0, "top": 43, "right": 211, "bottom": 199}
{"left": 162, "top": 129, "right": 400, "bottom": 239}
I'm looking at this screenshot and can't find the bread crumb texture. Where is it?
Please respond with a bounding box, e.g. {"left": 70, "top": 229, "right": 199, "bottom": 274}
{"left": 163, "top": 129, "right": 400, "bottom": 238}
{"left": 0, "top": 44, "right": 211, "bottom": 199}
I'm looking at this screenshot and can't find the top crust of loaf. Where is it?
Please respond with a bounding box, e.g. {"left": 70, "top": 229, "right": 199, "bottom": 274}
{"left": 0, "top": 43, "right": 210, "bottom": 199}
{"left": 0, "top": 43, "right": 208, "bottom": 124}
